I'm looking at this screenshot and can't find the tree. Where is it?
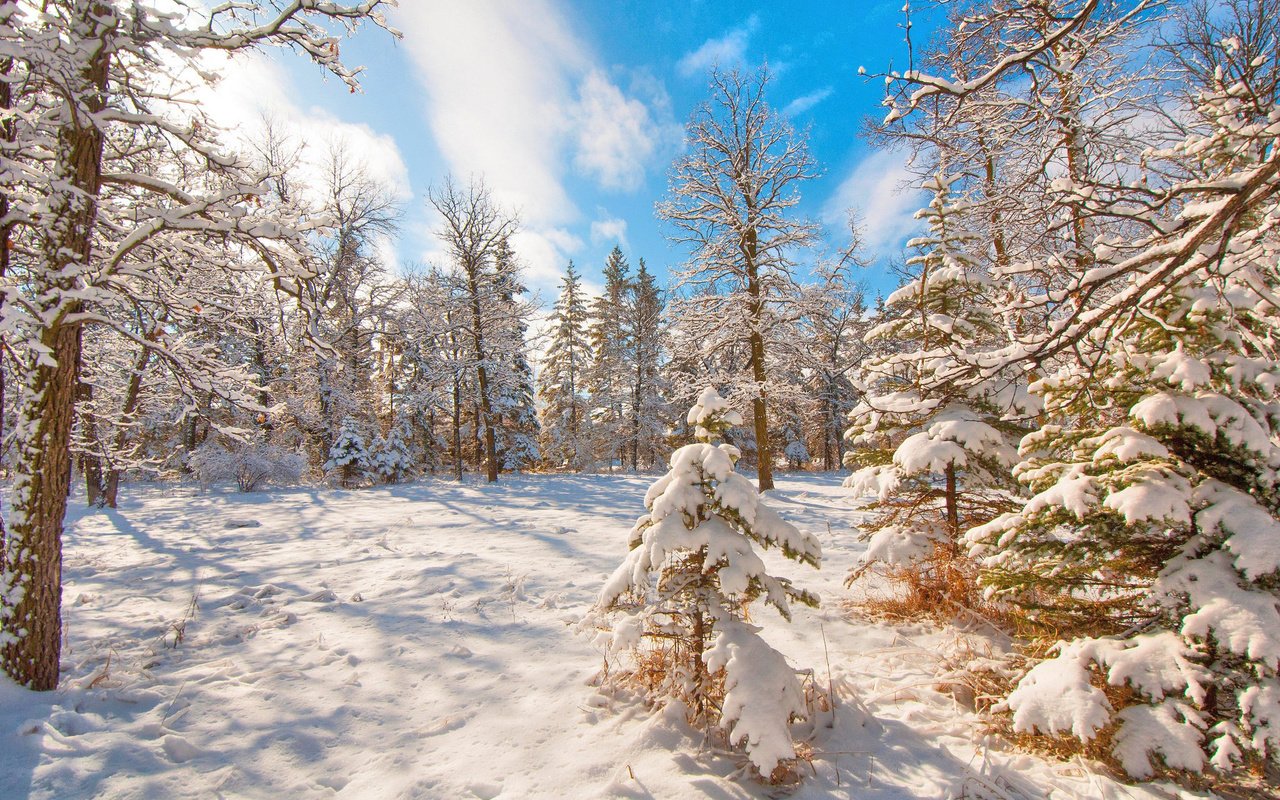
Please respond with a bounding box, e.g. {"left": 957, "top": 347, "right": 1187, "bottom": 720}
{"left": 658, "top": 67, "right": 820, "bottom": 491}
{"left": 0, "top": 0, "right": 395, "bottom": 690}
{"left": 844, "top": 175, "right": 1031, "bottom": 610}
{"left": 587, "top": 387, "right": 822, "bottom": 778}
{"left": 624, "top": 258, "right": 670, "bottom": 471}
{"left": 538, "top": 262, "right": 594, "bottom": 470}
{"left": 489, "top": 236, "right": 540, "bottom": 472}
{"left": 586, "top": 245, "right": 632, "bottom": 470}
{"left": 877, "top": 0, "right": 1280, "bottom": 777}
{"left": 325, "top": 416, "right": 371, "bottom": 489}
{"left": 803, "top": 240, "right": 871, "bottom": 471}
{"left": 370, "top": 424, "right": 414, "bottom": 484}
{"left": 428, "top": 177, "right": 520, "bottom": 483}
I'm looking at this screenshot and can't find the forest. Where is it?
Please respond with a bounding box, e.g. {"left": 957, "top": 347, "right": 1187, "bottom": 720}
{"left": 2, "top": 0, "right": 1279, "bottom": 797}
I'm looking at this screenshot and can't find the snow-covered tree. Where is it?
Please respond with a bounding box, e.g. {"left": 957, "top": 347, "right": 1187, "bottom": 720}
{"left": 325, "top": 417, "right": 371, "bottom": 488}
{"left": 587, "top": 387, "right": 822, "bottom": 778}
{"left": 428, "top": 177, "right": 521, "bottom": 483}
{"left": 370, "top": 425, "right": 414, "bottom": 484}
{"left": 586, "top": 246, "right": 632, "bottom": 470}
{"left": 965, "top": 67, "right": 1280, "bottom": 778}
{"left": 845, "top": 176, "right": 1031, "bottom": 606}
{"left": 623, "top": 259, "right": 670, "bottom": 471}
{"left": 877, "top": 0, "right": 1280, "bottom": 778}
{"left": 0, "top": 0, "right": 395, "bottom": 690}
{"left": 804, "top": 253, "right": 871, "bottom": 471}
{"left": 538, "top": 262, "right": 594, "bottom": 470}
{"left": 659, "top": 67, "right": 820, "bottom": 491}
{"left": 490, "top": 236, "right": 540, "bottom": 473}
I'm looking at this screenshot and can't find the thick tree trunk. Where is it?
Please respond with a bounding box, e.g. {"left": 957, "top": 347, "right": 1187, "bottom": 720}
{"left": 0, "top": 0, "right": 14, "bottom": 560}
{"left": 744, "top": 227, "right": 773, "bottom": 492}
{"left": 467, "top": 285, "right": 498, "bottom": 482}
{"left": 2, "top": 3, "right": 110, "bottom": 690}
{"left": 2, "top": 319, "right": 82, "bottom": 690}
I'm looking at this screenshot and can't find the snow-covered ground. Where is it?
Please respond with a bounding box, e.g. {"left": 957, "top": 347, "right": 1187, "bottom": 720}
{"left": 1, "top": 474, "right": 1214, "bottom": 799}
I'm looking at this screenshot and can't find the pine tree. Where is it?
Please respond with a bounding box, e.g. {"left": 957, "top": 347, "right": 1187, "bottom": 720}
{"left": 491, "top": 236, "right": 540, "bottom": 472}
{"left": 325, "top": 416, "right": 371, "bottom": 488}
{"left": 845, "top": 175, "right": 1031, "bottom": 608}
{"left": 964, "top": 62, "right": 1280, "bottom": 776}
{"left": 538, "top": 262, "right": 594, "bottom": 470}
{"left": 586, "top": 245, "right": 632, "bottom": 469}
{"left": 588, "top": 387, "right": 822, "bottom": 778}
{"left": 623, "top": 259, "right": 670, "bottom": 470}
{"left": 370, "top": 424, "right": 414, "bottom": 484}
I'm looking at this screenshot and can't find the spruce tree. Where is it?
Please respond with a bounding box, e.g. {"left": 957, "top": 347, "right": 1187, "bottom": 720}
{"left": 370, "top": 424, "right": 414, "bottom": 484}
{"left": 491, "top": 235, "right": 540, "bottom": 472}
{"left": 623, "top": 259, "right": 669, "bottom": 470}
{"left": 588, "top": 387, "right": 822, "bottom": 778}
{"left": 325, "top": 416, "right": 371, "bottom": 488}
{"left": 538, "top": 262, "right": 594, "bottom": 470}
{"left": 586, "top": 245, "right": 632, "bottom": 469}
{"left": 845, "top": 175, "right": 1031, "bottom": 607}
{"left": 966, "top": 74, "right": 1280, "bottom": 775}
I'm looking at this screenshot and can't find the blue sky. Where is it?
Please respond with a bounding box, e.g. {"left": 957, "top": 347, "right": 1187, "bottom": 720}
{"left": 222, "top": 1, "right": 944, "bottom": 302}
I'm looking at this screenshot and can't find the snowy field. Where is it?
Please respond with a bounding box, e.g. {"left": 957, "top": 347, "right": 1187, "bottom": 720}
{"left": 0, "top": 474, "right": 1214, "bottom": 799}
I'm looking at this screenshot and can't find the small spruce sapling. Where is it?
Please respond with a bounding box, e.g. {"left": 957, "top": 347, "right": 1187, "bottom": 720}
{"left": 370, "top": 425, "right": 414, "bottom": 484}
{"left": 587, "top": 387, "right": 823, "bottom": 778}
{"left": 325, "top": 416, "right": 371, "bottom": 488}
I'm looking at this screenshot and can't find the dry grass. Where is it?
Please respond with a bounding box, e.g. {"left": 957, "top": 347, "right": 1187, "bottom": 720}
{"left": 608, "top": 636, "right": 833, "bottom": 788}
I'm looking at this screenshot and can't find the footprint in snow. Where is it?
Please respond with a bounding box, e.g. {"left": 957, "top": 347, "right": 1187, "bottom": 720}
{"left": 299, "top": 589, "right": 337, "bottom": 603}
{"left": 446, "top": 644, "right": 473, "bottom": 659}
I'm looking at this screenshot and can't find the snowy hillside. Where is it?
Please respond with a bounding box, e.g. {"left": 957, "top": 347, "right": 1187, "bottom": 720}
{"left": 0, "top": 475, "right": 1212, "bottom": 799}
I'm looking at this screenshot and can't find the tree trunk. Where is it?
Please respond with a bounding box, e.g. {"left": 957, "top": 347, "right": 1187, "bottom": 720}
{"left": 467, "top": 282, "right": 498, "bottom": 481}
{"left": 77, "top": 370, "right": 106, "bottom": 507}
{"left": 744, "top": 227, "right": 773, "bottom": 492}
{"left": 103, "top": 342, "right": 153, "bottom": 508}
{"left": 2, "top": 3, "right": 110, "bottom": 690}
{"left": 451, "top": 370, "right": 462, "bottom": 481}
{"left": 3, "top": 319, "right": 82, "bottom": 691}
{"left": 944, "top": 461, "right": 959, "bottom": 550}
{"left": 0, "top": 0, "right": 14, "bottom": 561}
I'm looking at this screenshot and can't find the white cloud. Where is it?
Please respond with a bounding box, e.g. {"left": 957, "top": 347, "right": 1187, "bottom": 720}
{"left": 199, "top": 52, "right": 411, "bottom": 272}
{"left": 677, "top": 14, "right": 759, "bottom": 78}
{"left": 589, "top": 216, "right": 629, "bottom": 247}
{"left": 823, "top": 149, "right": 925, "bottom": 257}
{"left": 783, "top": 87, "right": 834, "bottom": 117}
{"left": 393, "top": 0, "right": 671, "bottom": 297}
{"left": 511, "top": 228, "right": 582, "bottom": 292}
{"left": 571, "top": 71, "right": 659, "bottom": 191}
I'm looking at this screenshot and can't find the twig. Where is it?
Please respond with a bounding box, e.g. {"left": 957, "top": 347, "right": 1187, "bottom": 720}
{"left": 820, "top": 622, "right": 837, "bottom": 726}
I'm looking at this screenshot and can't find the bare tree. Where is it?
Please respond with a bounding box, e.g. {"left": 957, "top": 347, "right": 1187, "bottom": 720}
{"left": 428, "top": 177, "right": 520, "bottom": 483}
{"left": 658, "top": 67, "right": 820, "bottom": 491}
{"left": 0, "top": 0, "right": 395, "bottom": 691}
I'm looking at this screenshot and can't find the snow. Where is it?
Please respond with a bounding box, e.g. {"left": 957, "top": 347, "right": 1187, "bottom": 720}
{"left": 1006, "top": 640, "right": 1112, "bottom": 741}
{"left": 0, "top": 475, "right": 1217, "bottom": 799}
{"left": 1112, "top": 703, "right": 1206, "bottom": 779}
